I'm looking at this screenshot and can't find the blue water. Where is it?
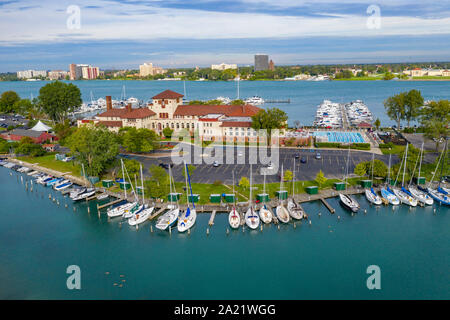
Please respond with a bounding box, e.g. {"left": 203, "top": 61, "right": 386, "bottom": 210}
{"left": 0, "top": 166, "right": 449, "bottom": 299}
{"left": 312, "top": 131, "right": 364, "bottom": 143}
{"left": 1, "top": 80, "right": 450, "bottom": 126}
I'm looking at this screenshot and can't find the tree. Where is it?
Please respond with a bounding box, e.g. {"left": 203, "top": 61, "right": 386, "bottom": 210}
{"left": 284, "top": 170, "right": 293, "bottom": 182}
{"left": 0, "top": 139, "right": 11, "bottom": 154}
{"left": 119, "top": 127, "right": 159, "bottom": 153}
{"left": 372, "top": 159, "right": 388, "bottom": 178}
{"left": 251, "top": 108, "right": 288, "bottom": 144}
{"left": 145, "top": 165, "right": 169, "bottom": 199}
{"left": 123, "top": 159, "right": 141, "bottom": 179}
{"left": 315, "top": 170, "right": 327, "bottom": 188}
{"left": 383, "top": 72, "right": 395, "bottom": 80}
{"left": 404, "top": 89, "right": 423, "bottom": 127}
{"left": 68, "top": 126, "right": 119, "bottom": 176}
{"left": 239, "top": 176, "right": 250, "bottom": 189}
{"left": 420, "top": 100, "right": 450, "bottom": 150}
{"left": 384, "top": 93, "right": 406, "bottom": 129}
{"left": 374, "top": 118, "right": 381, "bottom": 131}
{"left": 53, "top": 119, "right": 74, "bottom": 146}
{"left": 230, "top": 99, "right": 245, "bottom": 105}
{"left": 0, "top": 91, "right": 20, "bottom": 113}
{"left": 354, "top": 163, "right": 367, "bottom": 176}
{"left": 162, "top": 127, "right": 174, "bottom": 139}
{"left": 14, "top": 137, "right": 46, "bottom": 157}
{"left": 37, "top": 81, "right": 82, "bottom": 123}
{"left": 13, "top": 98, "right": 33, "bottom": 115}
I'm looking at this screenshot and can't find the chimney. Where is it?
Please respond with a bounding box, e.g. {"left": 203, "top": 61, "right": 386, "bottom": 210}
{"left": 126, "top": 103, "right": 132, "bottom": 112}
{"left": 106, "top": 96, "right": 112, "bottom": 110}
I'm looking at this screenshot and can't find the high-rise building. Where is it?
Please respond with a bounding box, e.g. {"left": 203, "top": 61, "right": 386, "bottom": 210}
{"left": 16, "top": 70, "right": 47, "bottom": 79}
{"left": 48, "top": 70, "right": 69, "bottom": 80}
{"left": 254, "top": 54, "right": 269, "bottom": 71}
{"left": 139, "top": 63, "right": 166, "bottom": 77}
{"left": 69, "top": 64, "right": 99, "bottom": 80}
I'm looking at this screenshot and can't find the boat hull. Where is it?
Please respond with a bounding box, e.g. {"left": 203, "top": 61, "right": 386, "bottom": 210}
{"left": 177, "top": 208, "right": 196, "bottom": 232}
{"left": 339, "top": 194, "right": 360, "bottom": 212}
{"left": 276, "top": 205, "right": 290, "bottom": 223}
{"left": 259, "top": 206, "right": 272, "bottom": 224}
{"left": 245, "top": 207, "right": 260, "bottom": 229}
{"left": 228, "top": 207, "right": 241, "bottom": 229}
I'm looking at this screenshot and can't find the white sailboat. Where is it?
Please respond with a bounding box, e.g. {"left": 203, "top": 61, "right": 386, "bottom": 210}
{"left": 391, "top": 144, "right": 418, "bottom": 207}
{"left": 122, "top": 167, "right": 143, "bottom": 219}
{"left": 275, "top": 165, "right": 290, "bottom": 223}
{"left": 71, "top": 164, "right": 96, "bottom": 201}
{"left": 365, "top": 153, "right": 382, "bottom": 205}
{"left": 380, "top": 154, "right": 400, "bottom": 205}
{"left": 339, "top": 148, "right": 360, "bottom": 212}
{"left": 407, "top": 142, "right": 433, "bottom": 205}
{"left": 156, "top": 165, "right": 179, "bottom": 230}
{"left": 177, "top": 163, "right": 197, "bottom": 232}
{"left": 245, "top": 164, "right": 260, "bottom": 229}
{"left": 129, "top": 164, "right": 154, "bottom": 226}
{"left": 258, "top": 172, "right": 273, "bottom": 224}
{"left": 287, "top": 158, "right": 304, "bottom": 220}
{"left": 424, "top": 140, "right": 450, "bottom": 206}
{"left": 228, "top": 170, "right": 241, "bottom": 228}
{"left": 107, "top": 159, "right": 136, "bottom": 217}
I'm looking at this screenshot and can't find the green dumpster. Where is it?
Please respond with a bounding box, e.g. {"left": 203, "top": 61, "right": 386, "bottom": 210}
{"left": 257, "top": 193, "right": 270, "bottom": 202}
{"left": 188, "top": 194, "right": 200, "bottom": 203}
{"left": 224, "top": 194, "right": 235, "bottom": 203}
{"left": 306, "top": 186, "right": 318, "bottom": 195}
{"left": 119, "top": 182, "right": 131, "bottom": 190}
{"left": 360, "top": 180, "right": 372, "bottom": 188}
{"left": 276, "top": 190, "right": 288, "bottom": 200}
{"left": 102, "top": 180, "right": 114, "bottom": 188}
{"left": 334, "top": 182, "right": 346, "bottom": 191}
{"left": 415, "top": 177, "right": 426, "bottom": 185}
{"left": 210, "top": 194, "right": 221, "bottom": 203}
{"left": 168, "top": 193, "right": 181, "bottom": 202}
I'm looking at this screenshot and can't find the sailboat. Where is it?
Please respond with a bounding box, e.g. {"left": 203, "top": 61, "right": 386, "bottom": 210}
{"left": 72, "top": 164, "right": 96, "bottom": 201}
{"left": 287, "top": 158, "right": 305, "bottom": 219}
{"left": 391, "top": 144, "right": 418, "bottom": 207}
{"left": 365, "top": 153, "right": 382, "bottom": 205}
{"left": 128, "top": 164, "right": 154, "bottom": 226}
{"left": 408, "top": 142, "right": 434, "bottom": 205}
{"left": 275, "top": 165, "right": 290, "bottom": 223}
{"left": 228, "top": 170, "right": 241, "bottom": 228}
{"left": 258, "top": 172, "right": 272, "bottom": 224}
{"left": 423, "top": 139, "right": 449, "bottom": 206}
{"left": 380, "top": 154, "right": 400, "bottom": 205}
{"left": 156, "top": 165, "right": 180, "bottom": 230}
{"left": 339, "top": 148, "right": 360, "bottom": 212}
{"left": 177, "top": 163, "right": 197, "bottom": 232}
{"left": 122, "top": 166, "right": 144, "bottom": 219}
{"left": 245, "top": 164, "right": 260, "bottom": 229}
{"left": 107, "top": 159, "right": 137, "bottom": 217}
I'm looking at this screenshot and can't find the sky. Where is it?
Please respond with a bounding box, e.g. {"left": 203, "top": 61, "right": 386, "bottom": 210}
{"left": 1, "top": 0, "right": 450, "bottom": 71}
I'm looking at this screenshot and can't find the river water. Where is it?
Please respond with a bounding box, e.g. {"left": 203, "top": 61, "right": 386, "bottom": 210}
{"left": 0, "top": 166, "right": 448, "bottom": 299}
{"left": 1, "top": 80, "right": 450, "bottom": 126}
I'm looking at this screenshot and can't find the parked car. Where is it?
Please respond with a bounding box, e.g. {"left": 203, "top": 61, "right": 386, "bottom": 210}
{"left": 315, "top": 153, "right": 321, "bottom": 160}
{"left": 300, "top": 156, "right": 307, "bottom": 164}
{"left": 295, "top": 154, "right": 300, "bottom": 159}
{"left": 213, "top": 161, "right": 220, "bottom": 167}
{"left": 159, "top": 163, "right": 173, "bottom": 169}
{"left": 62, "top": 156, "right": 75, "bottom": 162}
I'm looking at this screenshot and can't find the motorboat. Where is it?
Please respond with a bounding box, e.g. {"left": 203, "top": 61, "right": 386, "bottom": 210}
{"left": 244, "top": 96, "right": 264, "bottom": 105}
{"left": 339, "top": 193, "right": 360, "bottom": 212}
{"left": 72, "top": 188, "right": 96, "bottom": 201}
{"left": 54, "top": 180, "right": 73, "bottom": 191}
{"left": 46, "top": 177, "right": 64, "bottom": 187}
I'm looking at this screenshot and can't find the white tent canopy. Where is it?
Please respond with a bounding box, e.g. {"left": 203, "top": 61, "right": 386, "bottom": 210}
{"left": 31, "top": 120, "right": 51, "bottom": 132}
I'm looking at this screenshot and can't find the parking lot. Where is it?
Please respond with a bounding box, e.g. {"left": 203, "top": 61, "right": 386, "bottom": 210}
{"left": 124, "top": 145, "right": 400, "bottom": 185}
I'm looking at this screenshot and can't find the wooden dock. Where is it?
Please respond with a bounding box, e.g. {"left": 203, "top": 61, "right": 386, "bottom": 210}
{"left": 320, "top": 198, "right": 335, "bottom": 214}
{"left": 150, "top": 205, "right": 167, "bottom": 220}
{"left": 97, "top": 198, "right": 124, "bottom": 210}
{"left": 208, "top": 210, "right": 216, "bottom": 226}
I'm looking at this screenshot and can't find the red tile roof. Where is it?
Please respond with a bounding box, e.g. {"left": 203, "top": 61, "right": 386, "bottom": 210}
{"left": 96, "top": 121, "right": 123, "bottom": 128}
{"left": 122, "top": 108, "right": 156, "bottom": 119}
{"left": 220, "top": 121, "right": 252, "bottom": 127}
{"left": 97, "top": 108, "right": 128, "bottom": 118}
{"left": 152, "top": 90, "right": 184, "bottom": 99}
{"left": 173, "top": 104, "right": 261, "bottom": 117}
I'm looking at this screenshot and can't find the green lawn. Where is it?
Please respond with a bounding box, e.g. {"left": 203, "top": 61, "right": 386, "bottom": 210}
{"left": 18, "top": 154, "right": 82, "bottom": 176}
{"left": 380, "top": 144, "right": 406, "bottom": 155}
{"left": 412, "top": 76, "right": 450, "bottom": 80}
{"left": 334, "top": 76, "right": 384, "bottom": 81}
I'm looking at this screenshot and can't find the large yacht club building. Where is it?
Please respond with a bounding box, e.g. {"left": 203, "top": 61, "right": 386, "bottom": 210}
{"left": 78, "top": 90, "right": 264, "bottom": 142}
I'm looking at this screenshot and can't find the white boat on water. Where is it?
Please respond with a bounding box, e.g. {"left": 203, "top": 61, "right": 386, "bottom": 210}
{"left": 339, "top": 148, "right": 360, "bottom": 212}
{"left": 156, "top": 166, "right": 179, "bottom": 231}
{"left": 228, "top": 171, "right": 241, "bottom": 228}
{"left": 108, "top": 202, "right": 136, "bottom": 218}
{"left": 381, "top": 187, "right": 400, "bottom": 205}
{"left": 245, "top": 164, "right": 260, "bottom": 229}
{"left": 258, "top": 172, "right": 272, "bottom": 224}
{"left": 407, "top": 143, "right": 433, "bottom": 205}
{"left": 54, "top": 180, "right": 73, "bottom": 191}
{"left": 275, "top": 165, "right": 290, "bottom": 223}
{"left": 287, "top": 159, "right": 305, "bottom": 220}
{"left": 177, "top": 163, "right": 197, "bottom": 233}
{"left": 72, "top": 188, "right": 95, "bottom": 201}
{"left": 365, "top": 154, "right": 382, "bottom": 205}
{"left": 123, "top": 203, "right": 144, "bottom": 219}
{"left": 392, "top": 144, "right": 417, "bottom": 207}
{"left": 244, "top": 96, "right": 264, "bottom": 105}
{"left": 129, "top": 206, "right": 154, "bottom": 226}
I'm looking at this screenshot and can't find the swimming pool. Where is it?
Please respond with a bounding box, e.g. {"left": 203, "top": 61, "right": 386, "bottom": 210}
{"left": 312, "top": 131, "right": 365, "bottom": 143}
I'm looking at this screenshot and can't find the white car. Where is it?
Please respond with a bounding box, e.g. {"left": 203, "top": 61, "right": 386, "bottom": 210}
{"left": 213, "top": 161, "right": 220, "bottom": 167}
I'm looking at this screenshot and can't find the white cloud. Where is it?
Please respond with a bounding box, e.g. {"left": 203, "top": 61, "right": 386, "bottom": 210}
{"left": 0, "top": 0, "right": 449, "bottom": 45}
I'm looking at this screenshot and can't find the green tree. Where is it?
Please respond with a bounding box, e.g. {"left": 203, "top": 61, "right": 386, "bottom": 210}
{"left": 68, "top": 126, "right": 119, "bottom": 176}
{"left": 14, "top": 137, "right": 46, "bottom": 157}
{"left": 162, "top": 127, "right": 174, "bottom": 139}
{"left": 145, "top": 165, "right": 169, "bottom": 199}
{"left": 12, "top": 98, "right": 33, "bottom": 115}
{"left": 384, "top": 93, "right": 406, "bottom": 129}
{"left": 420, "top": 100, "right": 450, "bottom": 150}
{"left": 230, "top": 99, "right": 245, "bottom": 105}
{"left": 53, "top": 119, "right": 74, "bottom": 146}
{"left": 374, "top": 118, "right": 381, "bottom": 131}
{"left": 284, "top": 170, "right": 293, "bottom": 182}
{"left": 0, "top": 139, "right": 11, "bottom": 154}
{"left": 315, "top": 170, "right": 327, "bottom": 188}
{"left": 120, "top": 127, "right": 159, "bottom": 153}
{"left": 123, "top": 159, "right": 141, "bottom": 179}
{"left": 383, "top": 72, "right": 395, "bottom": 80}
{"left": 251, "top": 108, "right": 288, "bottom": 144}
{"left": 372, "top": 159, "right": 388, "bottom": 178}
{"left": 239, "top": 176, "right": 250, "bottom": 189}
{"left": 404, "top": 89, "right": 424, "bottom": 127}
{"left": 354, "top": 162, "right": 367, "bottom": 176}
{"left": 0, "top": 91, "right": 20, "bottom": 113}
{"left": 37, "top": 81, "right": 82, "bottom": 123}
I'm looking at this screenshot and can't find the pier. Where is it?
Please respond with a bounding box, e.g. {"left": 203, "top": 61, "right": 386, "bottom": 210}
{"left": 265, "top": 98, "right": 290, "bottom": 104}
{"left": 208, "top": 210, "right": 216, "bottom": 226}
{"left": 320, "top": 198, "right": 335, "bottom": 214}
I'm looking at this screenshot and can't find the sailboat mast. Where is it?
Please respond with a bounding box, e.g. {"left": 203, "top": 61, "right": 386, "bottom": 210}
{"left": 439, "top": 139, "right": 448, "bottom": 187}
{"left": 232, "top": 170, "right": 236, "bottom": 206}
{"left": 169, "top": 165, "right": 173, "bottom": 206}
{"left": 292, "top": 158, "right": 296, "bottom": 197}
{"left": 140, "top": 164, "right": 144, "bottom": 204}
{"left": 184, "top": 162, "right": 189, "bottom": 205}
{"left": 418, "top": 142, "right": 424, "bottom": 181}
{"left": 371, "top": 153, "right": 374, "bottom": 183}
{"left": 387, "top": 153, "right": 391, "bottom": 186}
{"left": 249, "top": 164, "right": 253, "bottom": 206}
{"left": 402, "top": 144, "right": 409, "bottom": 187}
{"left": 121, "top": 159, "right": 127, "bottom": 199}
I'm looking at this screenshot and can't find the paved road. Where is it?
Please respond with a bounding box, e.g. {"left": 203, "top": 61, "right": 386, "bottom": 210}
{"left": 123, "top": 145, "right": 400, "bottom": 184}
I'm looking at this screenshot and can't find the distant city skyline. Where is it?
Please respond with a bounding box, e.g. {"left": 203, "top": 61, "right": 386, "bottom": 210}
{"left": 1, "top": 0, "right": 450, "bottom": 71}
